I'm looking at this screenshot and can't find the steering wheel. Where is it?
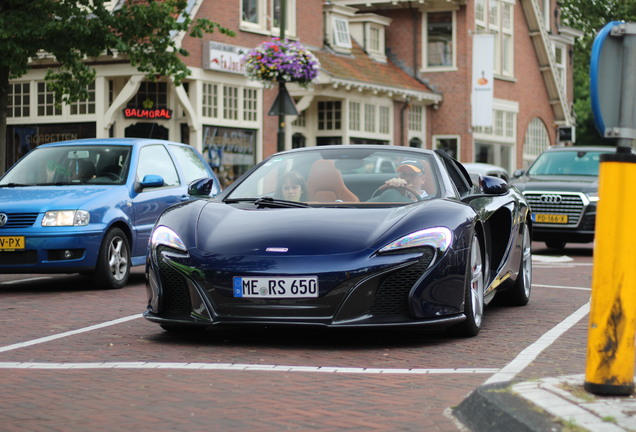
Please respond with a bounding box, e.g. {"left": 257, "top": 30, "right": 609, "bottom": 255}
{"left": 370, "top": 184, "right": 422, "bottom": 202}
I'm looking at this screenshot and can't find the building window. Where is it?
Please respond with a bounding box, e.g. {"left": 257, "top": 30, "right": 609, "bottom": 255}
{"left": 202, "top": 83, "right": 218, "bottom": 118}
{"left": 425, "top": 11, "right": 454, "bottom": 69}
{"left": 242, "top": 0, "right": 261, "bottom": 25}
{"left": 349, "top": 101, "right": 360, "bottom": 131}
{"left": 272, "top": 0, "right": 296, "bottom": 36}
{"left": 409, "top": 105, "right": 424, "bottom": 132}
{"left": 37, "top": 81, "right": 61, "bottom": 116}
{"left": 553, "top": 43, "right": 566, "bottom": 91}
{"left": 333, "top": 17, "right": 352, "bottom": 49}
{"left": 243, "top": 88, "right": 258, "bottom": 122}
{"left": 379, "top": 106, "right": 390, "bottom": 134}
{"left": 129, "top": 81, "right": 168, "bottom": 108}
{"left": 318, "top": 101, "right": 342, "bottom": 130}
{"left": 70, "top": 82, "right": 96, "bottom": 115}
{"left": 524, "top": 117, "right": 550, "bottom": 166}
{"left": 369, "top": 26, "right": 381, "bottom": 52}
{"left": 476, "top": 0, "right": 514, "bottom": 78}
{"left": 8, "top": 82, "right": 30, "bottom": 118}
{"left": 241, "top": 0, "right": 296, "bottom": 37}
{"left": 223, "top": 85, "right": 239, "bottom": 120}
{"left": 434, "top": 135, "right": 459, "bottom": 160}
{"left": 364, "top": 103, "right": 375, "bottom": 132}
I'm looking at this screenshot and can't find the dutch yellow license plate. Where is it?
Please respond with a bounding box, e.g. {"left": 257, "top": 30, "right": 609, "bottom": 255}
{"left": 534, "top": 214, "right": 568, "bottom": 224}
{"left": 0, "top": 236, "right": 25, "bottom": 250}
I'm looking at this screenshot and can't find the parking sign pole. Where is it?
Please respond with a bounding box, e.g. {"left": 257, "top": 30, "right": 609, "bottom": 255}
{"left": 585, "top": 22, "right": 636, "bottom": 396}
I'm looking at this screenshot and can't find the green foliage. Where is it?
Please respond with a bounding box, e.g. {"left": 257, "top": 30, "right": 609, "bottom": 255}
{"left": 559, "top": 0, "right": 636, "bottom": 145}
{"left": 0, "top": 0, "right": 234, "bottom": 103}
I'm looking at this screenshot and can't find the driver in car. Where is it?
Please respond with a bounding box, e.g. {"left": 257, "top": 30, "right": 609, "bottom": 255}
{"left": 382, "top": 160, "right": 429, "bottom": 199}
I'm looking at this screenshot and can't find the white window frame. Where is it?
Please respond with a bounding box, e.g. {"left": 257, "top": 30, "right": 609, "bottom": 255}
{"left": 523, "top": 117, "right": 550, "bottom": 167}
{"left": 271, "top": 0, "right": 296, "bottom": 38}
{"left": 423, "top": 10, "right": 457, "bottom": 71}
{"left": 8, "top": 82, "right": 30, "bottom": 118}
{"left": 333, "top": 17, "right": 352, "bottom": 49}
{"left": 476, "top": 0, "right": 515, "bottom": 79}
{"left": 553, "top": 42, "right": 566, "bottom": 92}
{"left": 201, "top": 81, "right": 260, "bottom": 127}
{"left": 240, "top": 0, "right": 296, "bottom": 37}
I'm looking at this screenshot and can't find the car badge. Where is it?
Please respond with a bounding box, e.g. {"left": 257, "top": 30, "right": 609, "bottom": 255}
{"left": 266, "top": 247, "right": 288, "bottom": 253}
{"left": 0, "top": 213, "right": 7, "bottom": 227}
{"left": 540, "top": 194, "right": 562, "bottom": 204}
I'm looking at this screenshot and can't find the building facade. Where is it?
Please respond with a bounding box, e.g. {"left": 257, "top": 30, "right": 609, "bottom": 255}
{"left": 6, "top": 0, "right": 580, "bottom": 184}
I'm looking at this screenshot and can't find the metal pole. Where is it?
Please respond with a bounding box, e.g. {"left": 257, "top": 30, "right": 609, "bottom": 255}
{"left": 277, "top": 0, "right": 287, "bottom": 153}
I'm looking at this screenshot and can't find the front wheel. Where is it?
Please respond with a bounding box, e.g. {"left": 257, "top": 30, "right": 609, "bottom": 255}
{"left": 92, "top": 227, "right": 130, "bottom": 289}
{"left": 455, "top": 234, "right": 484, "bottom": 337}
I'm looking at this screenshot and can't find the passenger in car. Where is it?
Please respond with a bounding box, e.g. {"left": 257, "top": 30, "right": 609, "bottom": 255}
{"left": 277, "top": 170, "right": 307, "bottom": 202}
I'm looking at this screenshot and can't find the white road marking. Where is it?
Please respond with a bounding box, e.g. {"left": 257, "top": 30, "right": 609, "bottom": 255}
{"left": 483, "top": 302, "right": 590, "bottom": 385}
{"left": 0, "top": 314, "right": 141, "bottom": 353}
{"left": 0, "top": 361, "right": 498, "bottom": 374}
{"left": 534, "top": 283, "right": 591, "bottom": 291}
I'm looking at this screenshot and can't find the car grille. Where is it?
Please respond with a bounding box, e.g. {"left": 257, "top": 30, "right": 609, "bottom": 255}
{"left": 524, "top": 192, "right": 585, "bottom": 227}
{"left": 0, "top": 213, "right": 38, "bottom": 228}
{"left": 371, "top": 248, "right": 434, "bottom": 316}
{"left": 157, "top": 253, "right": 191, "bottom": 315}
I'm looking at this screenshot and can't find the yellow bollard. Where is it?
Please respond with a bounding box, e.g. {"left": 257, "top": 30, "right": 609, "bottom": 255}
{"left": 585, "top": 152, "right": 636, "bottom": 396}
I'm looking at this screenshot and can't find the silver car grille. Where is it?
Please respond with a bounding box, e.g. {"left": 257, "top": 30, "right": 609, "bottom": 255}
{"left": 523, "top": 192, "right": 586, "bottom": 227}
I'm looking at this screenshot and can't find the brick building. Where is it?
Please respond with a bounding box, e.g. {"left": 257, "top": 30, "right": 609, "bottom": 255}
{"left": 6, "top": 0, "right": 580, "bottom": 184}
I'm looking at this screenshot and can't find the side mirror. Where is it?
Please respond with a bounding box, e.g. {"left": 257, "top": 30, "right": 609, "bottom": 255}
{"left": 481, "top": 175, "right": 510, "bottom": 195}
{"left": 139, "top": 174, "right": 164, "bottom": 189}
{"left": 512, "top": 169, "right": 526, "bottom": 178}
{"left": 188, "top": 177, "right": 216, "bottom": 197}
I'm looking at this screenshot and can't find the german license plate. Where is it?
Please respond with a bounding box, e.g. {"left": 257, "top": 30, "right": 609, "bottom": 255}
{"left": 533, "top": 214, "right": 568, "bottom": 224}
{"left": 0, "top": 236, "right": 25, "bottom": 251}
{"left": 233, "top": 276, "right": 319, "bottom": 298}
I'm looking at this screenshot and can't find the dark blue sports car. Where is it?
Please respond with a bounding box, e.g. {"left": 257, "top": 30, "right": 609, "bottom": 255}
{"left": 144, "top": 145, "right": 532, "bottom": 336}
{"left": 0, "top": 138, "right": 219, "bottom": 289}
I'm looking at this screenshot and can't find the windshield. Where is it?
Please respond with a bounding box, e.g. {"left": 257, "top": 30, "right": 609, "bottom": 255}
{"left": 527, "top": 150, "right": 609, "bottom": 176}
{"left": 0, "top": 145, "right": 132, "bottom": 186}
{"left": 226, "top": 148, "right": 440, "bottom": 205}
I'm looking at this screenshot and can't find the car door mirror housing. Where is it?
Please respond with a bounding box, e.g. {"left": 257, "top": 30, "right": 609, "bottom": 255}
{"left": 140, "top": 174, "right": 165, "bottom": 189}
{"left": 481, "top": 175, "right": 510, "bottom": 195}
{"left": 188, "top": 177, "right": 216, "bottom": 197}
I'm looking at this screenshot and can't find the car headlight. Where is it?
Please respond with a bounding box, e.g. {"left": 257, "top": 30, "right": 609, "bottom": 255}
{"left": 586, "top": 192, "right": 600, "bottom": 203}
{"left": 42, "top": 210, "right": 90, "bottom": 226}
{"left": 151, "top": 225, "right": 187, "bottom": 252}
{"left": 379, "top": 227, "right": 452, "bottom": 254}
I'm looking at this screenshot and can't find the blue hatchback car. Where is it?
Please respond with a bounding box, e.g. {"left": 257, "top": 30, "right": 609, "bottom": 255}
{"left": 0, "top": 138, "right": 220, "bottom": 289}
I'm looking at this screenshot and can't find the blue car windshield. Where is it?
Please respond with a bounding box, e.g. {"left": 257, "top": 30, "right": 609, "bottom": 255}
{"left": 226, "top": 149, "right": 440, "bottom": 205}
{"left": 0, "top": 145, "right": 132, "bottom": 186}
{"left": 526, "top": 150, "right": 609, "bottom": 177}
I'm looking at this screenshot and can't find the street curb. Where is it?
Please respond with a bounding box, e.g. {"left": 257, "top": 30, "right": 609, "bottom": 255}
{"left": 452, "top": 381, "right": 563, "bottom": 432}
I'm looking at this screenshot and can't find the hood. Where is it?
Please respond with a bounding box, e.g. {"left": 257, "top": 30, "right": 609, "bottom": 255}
{"left": 0, "top": 186, "right": 123, "bottom": 213}
{"left": 195, "top": 203, "right": 419, "bottom": 256}
{"left": 510, "top": 175, "right": 599, "bottom": 194}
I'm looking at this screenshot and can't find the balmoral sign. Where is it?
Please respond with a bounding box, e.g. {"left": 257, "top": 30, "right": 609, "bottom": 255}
{"left": 123, "top": 108, "right": 173, "bottom": 120}
{"left": 204, "top": 42, "right": 247, "bottom": 74}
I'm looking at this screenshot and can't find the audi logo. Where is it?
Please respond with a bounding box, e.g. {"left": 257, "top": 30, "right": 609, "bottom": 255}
{"left": 540, "top": 194, "right": 562, "bottom": 204}
{"left": 0, "top": 213, "right": 7, "bottom": 227}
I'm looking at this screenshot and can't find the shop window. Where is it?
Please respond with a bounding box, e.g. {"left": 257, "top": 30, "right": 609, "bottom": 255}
{"left": 379, "top": 106, "right": 390, "bottom": 135}
{"left": 129, "top": 81, "right": 168, "bottom": 109}
{"left": 223, "top": 85, "right": 239, "bottom": 120}
{"left": 292, "top": 133, "right": 306, "bottom": 149}
{"left": 202, "top": 83, "right": 218, "bottom": 118}
{"left": 243, "top": 88, "right": 258, "bottom": 122}
{"left": 364, "top": 103, "right": 375, "bottom": 133}
{"left": 425, "top": 11, "right": 455, "bottom": 69}
{"left": 8, "top": 82, "right": 30, "bottom": 118}
{"left": 318, "top": 101, "right": 341, "bottom": 131}
{"left": 37, "top": 81, "right": 62, "bottom": 116}
{"left": 349, "top": 101, "right": 360, "bottom": 131}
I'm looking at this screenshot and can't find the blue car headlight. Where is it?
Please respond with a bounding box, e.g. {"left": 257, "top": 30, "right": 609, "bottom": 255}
{"left": 42, "top": 210, "right": 90, "bottom": 226}
{"left": 379, "top": 227, "right": 452, "bottom": 254}
{"left": 151, "top": 225, "right": 187, "bottom": 253}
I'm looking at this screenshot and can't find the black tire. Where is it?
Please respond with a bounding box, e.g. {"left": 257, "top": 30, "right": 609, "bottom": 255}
{"left": 545, "top": 240, "right": 566, "bottom": 250}
{"left": 92, "top": 227, "right": 130, "bottom": 289}
{"left": 499, "top": 222, "right": 532, "bottom": 306}
{"left": 455, "top": 233, "right": 485, "bottom": 337}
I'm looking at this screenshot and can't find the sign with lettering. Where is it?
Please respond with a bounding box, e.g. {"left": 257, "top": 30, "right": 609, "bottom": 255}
{"left": 123, "top": 108, "right": 172, "bottom": 120}
{"left": 204, "top": 42, "right": 248, "bottom": 74}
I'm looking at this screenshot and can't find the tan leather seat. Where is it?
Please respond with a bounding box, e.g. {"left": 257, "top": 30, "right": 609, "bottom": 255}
{"left": 306, "top": 160, "right": 359, "bottom": 202}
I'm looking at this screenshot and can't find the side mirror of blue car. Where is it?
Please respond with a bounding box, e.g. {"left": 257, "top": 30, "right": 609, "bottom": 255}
{"left": 140, "top": 174, "right": 165, "bottom": 189}
{"left": 188, "top": 177, "right": 216, "bottom": 197}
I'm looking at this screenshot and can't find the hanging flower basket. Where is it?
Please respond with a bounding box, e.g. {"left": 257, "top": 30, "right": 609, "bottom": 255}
{"left": 243, "top": 38, "right": 320, "bottom": 89}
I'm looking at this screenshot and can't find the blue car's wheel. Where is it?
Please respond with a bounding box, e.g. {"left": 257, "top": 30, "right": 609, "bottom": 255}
{"left": 93, "top": 227, "right": 130, "bottom": 289}
{"left": 456, "top": 233, "right": 484, "bottom": 337}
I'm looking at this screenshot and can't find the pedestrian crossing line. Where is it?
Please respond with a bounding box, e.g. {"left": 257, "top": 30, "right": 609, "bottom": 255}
{"left": 0, "top": 361, "right": 499, "bottom": 375}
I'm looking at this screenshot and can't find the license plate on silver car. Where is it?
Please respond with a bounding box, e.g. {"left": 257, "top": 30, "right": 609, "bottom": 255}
{"left": 233, "top": 276, "right": 319, "bottom": 298}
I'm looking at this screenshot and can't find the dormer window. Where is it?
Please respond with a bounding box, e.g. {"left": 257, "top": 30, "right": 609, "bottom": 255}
{"left": 333, "top": 17, "right": 352, "bottom": 49}
{"left": 349, "top": 13, "right": 391, "bottom": 63}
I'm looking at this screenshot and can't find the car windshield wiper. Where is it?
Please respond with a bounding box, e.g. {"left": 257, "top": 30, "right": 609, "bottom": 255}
{"left": 224, "top": 196, "right": 309, "bottom": 208}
